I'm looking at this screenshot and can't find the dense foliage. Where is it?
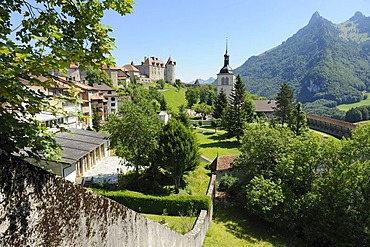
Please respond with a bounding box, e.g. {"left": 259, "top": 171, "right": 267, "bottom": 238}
{"left": 0, "top": 0, "right": 133, "bottom": 159}
{"left": 232, "top": 123, "right": 370, "bottom": 246}
{"left": 345, "top": 105, "right": 370, "bottom": 122}
{"left": 234, "top": 12, "right": 370, "bottom": 118}
{"left": 106, "top": 100, "right": 163, "bottom": 174}
{"left": 92, "top": 189, "right": 210, "bottom": 216}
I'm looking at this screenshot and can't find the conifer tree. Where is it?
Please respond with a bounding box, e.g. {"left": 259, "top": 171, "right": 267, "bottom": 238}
{"left": 156, "top": 119, "right": 199, "bottom": 193}
{"left": 275, "top": 83, "right": 294, "bottom": 126}
{"left": 224, "top": 75, "right": 255, "bottom": 141}
{"left": 213, "top": 88, "right": 228, "bottom": 119}
{"left": 289, "top": 102, "right": 307, "bottom": 135}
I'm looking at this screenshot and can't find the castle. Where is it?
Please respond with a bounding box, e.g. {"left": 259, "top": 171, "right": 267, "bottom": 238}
{"left": 134, "top": 56, "right": 176, "bottom": 84}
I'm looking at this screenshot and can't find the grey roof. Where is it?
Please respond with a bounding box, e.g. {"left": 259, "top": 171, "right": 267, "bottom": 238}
{"left": 254, "top": 100, "right": 277, "bottom": 113}
{"left": 219, "top": 65, "right": 233, "bottom": 74}
{"left": 93, "top": 83, "right": 114, "bottom": 91}
{"left": 56, "top": 128, "right": 110, "bottom": 164}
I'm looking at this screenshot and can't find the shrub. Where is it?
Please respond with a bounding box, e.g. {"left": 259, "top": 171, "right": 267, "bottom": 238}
{"left": 218, "top": 174, "right": 240, "bottom": 196}
{"left": 92, "top": 189, "right": 211, "bottom": 216}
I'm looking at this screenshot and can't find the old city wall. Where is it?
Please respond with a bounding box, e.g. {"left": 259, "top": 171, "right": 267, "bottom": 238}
{"left": 0, "top": 154, "right": 215, "bottom": 247}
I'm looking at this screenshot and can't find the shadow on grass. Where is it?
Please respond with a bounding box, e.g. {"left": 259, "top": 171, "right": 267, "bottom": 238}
{"left": 208, "top": 132, "right": 230, "bottom": 141}
{"left": 199, "top": 141, "right": 240, "bottom": 149}
{"left": 213, "top": 200, "right": 307, "bottom": 247}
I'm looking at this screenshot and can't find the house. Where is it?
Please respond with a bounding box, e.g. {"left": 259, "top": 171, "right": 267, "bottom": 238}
{"left": 45, "top": 128, "right": 111, "bottom": 184}
{"left": 210, "top": 154, "right": 240, "bottom": 182}
{"left": 254, "top": 100, "right": 277, "bottom": 118}
{"left": 158, "top": 111, "right": 171, "bottom": 124}
{"left": 93, "top": 83, "right": 119, "bottom": 114}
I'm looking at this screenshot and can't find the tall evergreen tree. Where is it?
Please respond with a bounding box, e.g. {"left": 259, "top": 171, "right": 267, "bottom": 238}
{"left": 275, "top": 83, "right": 294, "bottom": 126}
{"left": 289, "top": 102, "right": 307, "bottom": 135}
{"left": 213, "top": 88, "right": 228, "bottom": 119}
{"left": 224, "top": 75, "right": 255, "bottom": 141}
{"left": 156, "top": 119, "right": 199, "bottom": 193}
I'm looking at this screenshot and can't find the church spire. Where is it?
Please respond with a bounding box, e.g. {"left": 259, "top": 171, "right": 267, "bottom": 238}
{"left": 225, "top": 38, "right": 228, "bottom": 55}
{"left": 223, "top": 38, "right": 230, "bottom": 68}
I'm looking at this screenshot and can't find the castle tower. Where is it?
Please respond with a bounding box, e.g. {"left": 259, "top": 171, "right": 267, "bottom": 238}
{"left": 217, "top": 40, "right": 235, "bottom": 97}
{"left": 165, "top": 57, "right": 176, "bottom": 84}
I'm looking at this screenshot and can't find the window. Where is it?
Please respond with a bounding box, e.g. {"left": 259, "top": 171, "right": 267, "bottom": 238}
{"left": 111, "top": 97, "right": 115, "bottom": 101}
{"left": 111, "top": 103, "right": 116, "bottom": 107}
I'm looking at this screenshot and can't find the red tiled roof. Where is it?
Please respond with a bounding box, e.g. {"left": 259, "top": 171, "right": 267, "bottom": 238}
{"left": 123, "top": 64, "right": 139, "bottom": 72}
{"left": 142, "top": 57, "right": 165, "bottom": 67}
{"left": 213, "top": 154, "right": 239, "bottom": 171}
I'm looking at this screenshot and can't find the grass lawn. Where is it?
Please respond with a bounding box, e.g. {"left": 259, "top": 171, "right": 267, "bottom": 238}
{"left": 161, "top": 87, "right": 187, "bottom": 112}
{"left": 203, "top": 203, "right": 306, "bottom": 247}
{"left": 337, "top": 93, "right": 370, "bottom": 111}
{"left": 195, "top": 127, "right": 241, "bottom": 160}
{"left": 143, "top": 214, "right": 197, "bottom": 235}
{"left": 355, "top": 120, "right": 370, "bottom": 125}
{"left": 182, "top": 161, "right": 210, "bottom": 196}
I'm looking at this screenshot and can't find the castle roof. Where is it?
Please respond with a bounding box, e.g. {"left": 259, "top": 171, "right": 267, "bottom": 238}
{"left": 142, "top": 57, "right": 165, "bottom": 67}
{"left": 166, "top": 57, "right": 176, "bottom": 65}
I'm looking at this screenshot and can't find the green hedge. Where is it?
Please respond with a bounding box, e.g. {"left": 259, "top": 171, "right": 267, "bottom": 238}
{"left": 92, "top": 189, "right": 211, "bottom": 216}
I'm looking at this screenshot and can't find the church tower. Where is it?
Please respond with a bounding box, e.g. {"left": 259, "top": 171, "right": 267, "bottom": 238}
{"left": 217, "top": 40, "right": 235, "bottom": 97}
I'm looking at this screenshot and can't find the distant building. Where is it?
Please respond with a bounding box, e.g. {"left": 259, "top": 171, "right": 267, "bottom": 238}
{"left": 216, "top": 41, "right": 235, "bottom": 98}
{"left": 210, "top": 154, "right": 240, "bottom": 182}
{"left": 254, "top": 100, "right": 277, "bottom": 118}
{"left": 135, "top": 56, "right": 176, "bottom": 84}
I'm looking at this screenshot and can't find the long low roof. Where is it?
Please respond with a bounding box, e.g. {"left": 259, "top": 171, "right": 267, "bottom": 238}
{"left": 55, "top": 128, "right": 110, "bottom": 164}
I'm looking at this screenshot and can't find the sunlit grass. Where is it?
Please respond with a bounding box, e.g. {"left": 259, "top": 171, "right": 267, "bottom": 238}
{"left": 337, "top": 93, "right": 370, "bottom": 111}
{"left": 161, "top": 87, "right": 187, "bottom": 112}
{"left": 183, "top": 161, "right": 210, "bottom": 196}
{"left": 195, "top": 127, "right": 241, "bottom": 160}
{"left": 143, "top": 214, "right": 197, "bottom": 235}
{"left": 203, "top": 206, "right": 306, "bottom": 247}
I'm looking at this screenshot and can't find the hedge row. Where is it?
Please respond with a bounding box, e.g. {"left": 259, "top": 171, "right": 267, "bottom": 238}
{"left": 92, "top": 189, "right": 211, "bottom": 216}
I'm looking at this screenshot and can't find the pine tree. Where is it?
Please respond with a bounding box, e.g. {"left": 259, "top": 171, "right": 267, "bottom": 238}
{"left": 224, "top": 75, "right": 255, "bottom": 141}
{"left": 289, "top": 102, "right": 307, "bottom": 135}
{"left": 275, "top": 83, "right": 294, "bottom": 126}
{"left": 213, "top": 88, "right": 228, "bottom": 119}
{"left": 156, "top": 119, "right": 199, "bottom": 193}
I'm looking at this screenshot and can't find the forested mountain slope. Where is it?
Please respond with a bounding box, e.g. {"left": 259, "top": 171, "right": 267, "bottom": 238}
{"left": 235, "top": 11, "right": 370, "bottom": 117}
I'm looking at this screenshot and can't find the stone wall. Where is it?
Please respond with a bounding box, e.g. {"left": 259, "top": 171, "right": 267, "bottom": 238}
{"left": 0, "top": 154, "right": 215, "bottom": 247}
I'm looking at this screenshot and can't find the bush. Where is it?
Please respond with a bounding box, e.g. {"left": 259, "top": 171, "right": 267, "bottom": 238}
{"left": 218, "top": 174, "right": 240, "bottom": 195}
{"left": 92, "top": 189, "right": 211, "bottom": 216}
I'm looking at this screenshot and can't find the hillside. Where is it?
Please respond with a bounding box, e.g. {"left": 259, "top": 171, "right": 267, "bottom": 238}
{"left": 235, "top": 11, "right": 370, "bottom": 117}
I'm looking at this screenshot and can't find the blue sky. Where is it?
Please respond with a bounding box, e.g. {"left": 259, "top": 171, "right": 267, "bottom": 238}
{"left": 103, "top": 0, "right": 370, "bottom": 82}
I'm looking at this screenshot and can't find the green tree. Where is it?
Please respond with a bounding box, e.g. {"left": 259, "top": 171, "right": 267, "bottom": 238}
{"left": 213, "top": 88, "right": 228, "bottom": 119}
{"left": 289, "top": 102, "right": 307, "bottom": 135}
{"left": 185, "top": 87, "right": 200, "bottom": 109}
{"left": 156, "top": 119, "right": 199, "bottom": 193}
{"left": 199, "top": 84, "right": 217, "bottom": 106}
{"left": 86, "top": 66, "right": 113, "bottom": 87}
{"left": 275, "top": 83, "right": 294, "bottom": 126}
{"left": 0, "top": 0, "right": 133, "bottom": 160}
{"left": 92, "top": 109, "right": 101, "bottom": 132}
{"left": 106, "top": 100, "right": 163, "bottom": 175}
{"left": 156, "top": 79, "right": 166, "bottom": 89}
{"left": 193, "top": 103, "right": 213, "bottom": 120}
{"left": 174, "top": 105, "right": 190, "bottom": 128}
{"left": 224, "top": 75, "right": 255, "bottom": 140}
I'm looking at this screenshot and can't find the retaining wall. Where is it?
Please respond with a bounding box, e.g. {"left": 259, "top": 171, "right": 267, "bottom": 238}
{"left": 0, "top": 154, "right": 215, "bottom": 247}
